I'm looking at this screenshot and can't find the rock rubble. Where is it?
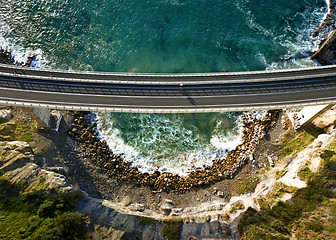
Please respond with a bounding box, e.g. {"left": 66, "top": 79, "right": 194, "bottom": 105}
{"left": 68, "top": 110, "right": 279, "bottom": 192}
{"left": 0, "top": 48, "right": 35, "bottom": 66}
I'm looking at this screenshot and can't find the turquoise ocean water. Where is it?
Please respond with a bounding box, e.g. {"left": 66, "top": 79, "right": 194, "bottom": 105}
{"left": 0, "top": 0, "right": 327, "bottom": 174}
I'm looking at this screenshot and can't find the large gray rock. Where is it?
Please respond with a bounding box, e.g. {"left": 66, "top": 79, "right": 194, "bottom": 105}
{"left": 0, "top": 109, "right": 12, "bottom": 120}
{"left": 160, "top": 204, "right": 172, "bottom": 215}
{"left": 77, "top": 199, "right": 138, "bottom": 233}
{"left": 128, "top": 203, "right": 145, "bottom": 212}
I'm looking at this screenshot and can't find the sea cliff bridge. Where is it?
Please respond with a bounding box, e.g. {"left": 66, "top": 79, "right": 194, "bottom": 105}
{"left": 1, "top": 63, "right": 336, "bottom": 113}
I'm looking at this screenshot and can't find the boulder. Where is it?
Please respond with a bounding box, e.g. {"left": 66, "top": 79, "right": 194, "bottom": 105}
{"left": 128, "top": 203, "right": 145, "bottom": 212}
{"left": 165, "top": 199, "right": 174, "bottom": 205}
{"left": 217, "top": 191, "right": 225, "bottom": 198}
{"left": 160, "top": 204, "right": 172, "bottom": 215}
{"left": 0, "top": 109, "right": 12, "bottom": 120}
{"left": 170, "top": 208, "right": 183, "bottom": 216}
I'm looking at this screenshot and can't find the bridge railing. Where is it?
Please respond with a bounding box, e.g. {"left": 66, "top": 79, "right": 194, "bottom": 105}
{"left": 1, "top": 63, "right": 336, "bottom": 85}
{"left": 1, "top": 97, "right": 336, "bottom": 113}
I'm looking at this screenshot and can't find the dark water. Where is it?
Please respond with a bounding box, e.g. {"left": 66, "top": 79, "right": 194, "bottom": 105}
{"left": 0, "top": 0, "right": 326, "bottom": 72}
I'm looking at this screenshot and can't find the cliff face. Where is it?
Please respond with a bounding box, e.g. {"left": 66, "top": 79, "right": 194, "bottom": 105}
{"left": 311, "top": 29, "right": 336, "bottom": 64}
{"left": 311, "top": 1, "right": 336, "bottom": 64}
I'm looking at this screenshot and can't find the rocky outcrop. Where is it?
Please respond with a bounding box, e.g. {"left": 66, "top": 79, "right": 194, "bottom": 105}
{"left": 311, "top": 30, "right": 336, "bottom": 64}
{"left": 311, "top": 1, "right": 336, "bottom": 64}
{"left": 0, "top": 48, "right": 15, "bottom": 64}
{"left": 0, "top": 47, "right": 35, "bottom": 66}
{"left": 0, "top": 109, "right": 12, "bottom": 121}
{"left": 0, "top": 141, "right": 34, "bottom": 171}
{"left": 78, "top": 196, "right": 231, "bottom": 240}
{"left": 0, "top": 140, "right": 71, "bottom": 192}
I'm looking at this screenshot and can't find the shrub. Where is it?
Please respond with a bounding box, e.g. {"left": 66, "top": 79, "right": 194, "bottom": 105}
{"left": 37, "top": 192, "right": 83, "bottom": 218}
{"left": 279, "top": 128, "right": 324, "bottom": 158}
{"left": 138, "top": 217, "right": 153, "bottom": 226}
{"left": 162, "top": 219, "right": 182, "bottom": 240}
{"left": 18, "top": 132, "right": 34, "bottom": 142}
{"left": 53, "top": 212, "right": 89, "bottom": 239}
{"left": 37, "top": 199, "right": 57, "bottom": 218}
{"left": 298, "top": 167, "right": 314, "bottom": 181}
{"left": 0, "top": 179, "right": 88, "bottom": 239}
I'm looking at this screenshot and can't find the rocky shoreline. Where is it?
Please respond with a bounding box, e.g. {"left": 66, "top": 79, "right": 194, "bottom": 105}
{"left": 311, "top": 1, "right": 336, "bottom": 64}
{"left": 68, "top": 110, "right": 278, "bottom": 192}
{"left": 65, "top": 0, "right": 336, "bottom": 194}
{"left": 0, "top": 44, "right": 280, "bottom": 194}
{"left": 1, "top": 5, "right": 334, "bottom": 237}
{"left": 0, "top": 47, "right": 34, "bottom": 67}
{"left": 0, "top": 0, "right": 331, "bottom": 193}
{"left": 2, "top": 104, "right": 335, "bottom": 239}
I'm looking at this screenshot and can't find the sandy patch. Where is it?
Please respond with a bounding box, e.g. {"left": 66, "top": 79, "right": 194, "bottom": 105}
{"left": 312, "top": 107, "right": 336, "bottom": 128}
{"left": 309, "top": 156, "right": 322, "bottom": 173}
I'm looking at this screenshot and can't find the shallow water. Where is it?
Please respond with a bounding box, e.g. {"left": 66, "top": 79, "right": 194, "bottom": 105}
{"left": 0, "top": 0, "right": 327, "bottom": 174}
{"left": 96, "top": 112, "right": 244, "bottom": 175}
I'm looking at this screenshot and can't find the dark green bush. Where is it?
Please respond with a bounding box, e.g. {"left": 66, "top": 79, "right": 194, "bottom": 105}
{"left": 53, "top": 212, "right": 88, "bottom": 239}
{"left": 0, "top": 179, "right": 88, "bottom": 239}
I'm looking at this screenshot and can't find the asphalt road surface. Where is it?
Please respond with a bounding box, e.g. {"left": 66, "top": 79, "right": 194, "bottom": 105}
{"left": 1, "top": 64, "right": 336, "bottom": 112}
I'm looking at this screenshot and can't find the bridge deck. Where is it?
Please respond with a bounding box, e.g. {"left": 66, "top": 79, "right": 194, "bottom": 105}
{"left": 1, "top": 64, "right": 336, "bottom": 112}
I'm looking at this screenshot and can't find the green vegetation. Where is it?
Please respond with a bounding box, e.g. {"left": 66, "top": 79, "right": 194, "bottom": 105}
{"left": 162, "top": 219, "right": 183, "bottom": 240}
{"left": 238, "top": 137, "right": 336, "bottom": 240}
{"left": 316, "top": 141, "right": 323, "bottom": 148}
{"left": 298, "top": 166, "right": 315, "bottom": 182}
{"left": 0, "top": 121, "right": 36, "bottom": 143}
{"left": 21, "top": 176, "right": 50, "bottom": 193}
{"left": 18, "top": 132, "right": 34, "bottom": 143}
{"left": 137, "top": 217, "right": 153, "bottom": 226}
{"left": 279, "top": 127, "right": 324, "bottom": 158}
{"left": 234, "top": 176, "right": 260, "bottom": 195}
{"left": 266, "top": 182, "right": 297, "bottom": 202}
{"left": 219, "top": 213, "right": 230, "bottom": 221}
{"left": 0, "top": 176, "right": 89, "bottom": 239}
{"left": 275, "top": 169, "right": 286, "bottom": 180}
{"left": 138, "top": 217, "right": 183, "bottom": 239}
{"left": 0, "top": 112, "right": 89, "bottom": 239}
{"left": 257, "top": 198, "right": 270, "bottom": 210}
{"left": 202, "top": 215, "right": 210, "bottom": 222}
{"left": 0, "top": 150, "right": 8, "bottom": 161}
{"left": 230, "top": 201, "right": 245, "bottom": 213}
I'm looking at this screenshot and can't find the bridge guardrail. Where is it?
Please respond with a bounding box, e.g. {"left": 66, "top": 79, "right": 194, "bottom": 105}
{"left": 1, "top": 62, "right": 336, "bottom": 76}
{"left": 1, "top": 67, "right": 336, "bottom": 85}
{"left": 1, "top": 97, "right": 336, "bottom": 113}
{"left": 1, "top": 63, "right": 336, "bottom": 85}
